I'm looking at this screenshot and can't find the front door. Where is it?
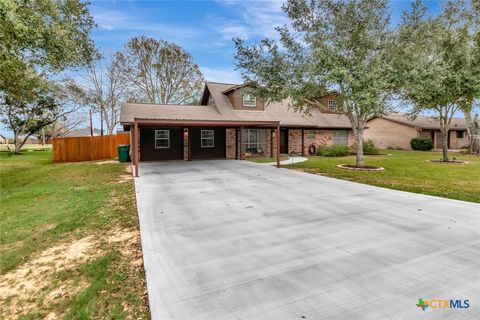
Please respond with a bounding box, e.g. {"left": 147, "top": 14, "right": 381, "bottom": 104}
{"left": 280, "top": 128, "right": 288, "bottom": 154}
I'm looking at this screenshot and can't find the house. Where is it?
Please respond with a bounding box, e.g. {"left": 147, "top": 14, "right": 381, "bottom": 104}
{"left": 365, "top": 114, "right": 469, "bottom": 150}
{"left": 65, "top": 128, "right": 101, "bottom": 137}
{"left": 119, "top": 82, "right": 354, "bottom": 175}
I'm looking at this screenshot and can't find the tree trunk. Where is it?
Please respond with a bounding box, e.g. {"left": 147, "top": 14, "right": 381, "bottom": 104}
{"left": 14, "top": 132, "right": 21, "bottom": 154}
{"left": 355, "top": 130, "right": 365, "bottom": 167}
{"left": 441, "top": 128, "right": 449, "bottom": 162}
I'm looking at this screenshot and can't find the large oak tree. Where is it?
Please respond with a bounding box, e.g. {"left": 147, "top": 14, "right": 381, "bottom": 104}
{"left": 0, "top": 0, "right": 96, "bottom": 152}
{"left": 234, "top": 0, "right": 395, "bottom": 167}
{"left": 395, "top": 0, "right": 480, "bottom": 161}
{"left": 117, "top": 36, "right": 204, "bottom": 105}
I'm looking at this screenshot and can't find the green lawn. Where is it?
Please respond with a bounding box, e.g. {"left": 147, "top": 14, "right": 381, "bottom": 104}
{"left": 284, "top": 150, "right": 480, "bottom": 203}
{"left": 0, "top": 150, "right": 149, "bottom": 318}
{"left": 246, "top": 156, "right": 288, "bottom": 163}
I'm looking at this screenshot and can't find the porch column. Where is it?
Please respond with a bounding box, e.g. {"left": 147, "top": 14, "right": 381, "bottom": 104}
{"left": 239, "top": 128, "right": 242, "bottom": 160}
{"left": 187, "top": 128, "right": 191, "bottom": 161}
{"left": 301, "top": 129, "right": 305, "bottom": 156}
{"left": 270, "top": 128, "right": 273, "bottom": 158}
{"left": 276, "top": 124, "right": 280, "bottom": 168}
{"left": 134, "top": 121, "right": 139, "bottom": 177}
{"left": 235, "top": 128, "right": 238, "bottom": 160}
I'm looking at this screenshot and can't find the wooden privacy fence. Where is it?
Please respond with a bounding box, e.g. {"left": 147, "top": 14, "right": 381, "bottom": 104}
{"left": 52, "top": 133, "right": 130, "bottom": 163}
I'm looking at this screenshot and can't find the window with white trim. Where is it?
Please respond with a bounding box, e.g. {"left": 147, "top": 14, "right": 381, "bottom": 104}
{"left": 201, "top": 130, "right": 214, "bottom": 148}
{"left": 243, "top": 94, "right": 256, "bottom": 107}
{"left": 328, "top": 100, "right": 337, "bottom": 111}
{"left": 242, "top": 129, "right": 267, "bottom": 154}
{"left": 307, "top": 129, "right": 315, "bottom": 139}
{"left": 155, "top": 130, "right": 170, "bottom": 149}
{"left": 332, "top": 130, "right": 348, "bottom": 146}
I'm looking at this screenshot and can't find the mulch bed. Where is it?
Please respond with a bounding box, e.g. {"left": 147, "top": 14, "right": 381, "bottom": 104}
{"left": 426, "top": 160, "right": 469, "bottom": 165}
{"left": 336, "top": 164, "right": 384, "bottom": 171}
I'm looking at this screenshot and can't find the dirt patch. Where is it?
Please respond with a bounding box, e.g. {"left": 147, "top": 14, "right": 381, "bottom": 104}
{"left": 0, "top": 227, "right": 144, "bottom": 318}
{"left": 0, "top": 236, "right": 102, "bottom": 317}
{"left": 95, "top": 160, "right": 117, "bottom": 165}
{"left": 117, "top": 174, "right": 133, "bottom": 183}
{"left": 108, "top": 228, "right": 143, "bottom": 267}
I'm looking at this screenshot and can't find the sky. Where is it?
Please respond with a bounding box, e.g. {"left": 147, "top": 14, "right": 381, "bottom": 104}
{"left": 2, "top": 0, "right": 445, "bottom": 137}
{"left": 89, "top": 0, "right": 441, "bottom": 84}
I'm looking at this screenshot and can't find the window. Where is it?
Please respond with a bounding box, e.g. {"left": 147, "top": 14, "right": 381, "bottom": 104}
{"left": 201, "top": 130, "right": 214, "bottom": 148}
{"left": 332, "top": 130, "right": 348, "bottom": 146}
{"left": 207, "top": 96, "right": 215, "bottom": 107}
{"left": 327, "top": 100, "right": 337, "bottom": 111}
{"left": 307, "top": 129, "right": 315, "bottom": 140}
{"left": 242, "top": 129, "right": 267, "bottom": 153}
{"left": 155, "top": 130, "right": 170, "bottom": 149}
{"left": 243, "top": 94, "right": 256, "bottom": 107}
{"left": 456, "top": 131, "right": 464, "bottom": 139}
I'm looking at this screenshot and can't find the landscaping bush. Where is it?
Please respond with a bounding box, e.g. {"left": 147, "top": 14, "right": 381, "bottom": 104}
{"left": 410, "top": 137, "right": 433, "bottom": 151}
{"left": 318, "top": 144, "right": 350, "bottom": 157}
{"left": 363, "top": 139, "right": 380, "bottom": 155}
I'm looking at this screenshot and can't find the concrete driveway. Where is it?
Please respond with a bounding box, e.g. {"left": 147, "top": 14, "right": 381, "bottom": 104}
{"left": 134, "top": 160, "right": 479, "bottom": 320}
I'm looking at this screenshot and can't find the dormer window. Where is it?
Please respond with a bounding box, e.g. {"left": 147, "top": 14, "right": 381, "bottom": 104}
{"left": 243, "top": 94, "right": 256, "bottom": 107}
{"left": 207, "top": 96, "right": 215, "bottom": 107}
{"left": 328, "top": 100, "right": 336, "bottom": 111}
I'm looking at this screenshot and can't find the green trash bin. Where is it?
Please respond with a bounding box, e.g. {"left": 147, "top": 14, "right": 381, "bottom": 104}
{"left": 118, "top": 145, "right": 130, "bottom": 163}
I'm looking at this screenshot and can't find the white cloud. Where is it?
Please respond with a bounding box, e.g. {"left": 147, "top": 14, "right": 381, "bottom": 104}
{"left": 92, "top": 8, "right": 204, "bottom": 44}
{"left": 214, "top": 0, "right": 289, "bottom": 40}
{"left": 200, "top": 66, "right": 243, "bottom": 84}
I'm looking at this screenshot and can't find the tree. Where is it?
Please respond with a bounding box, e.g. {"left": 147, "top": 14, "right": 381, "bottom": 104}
{"left": 458, "top": 0, "right": 480, "bottom": 154}
{"left": 395, "top": 0, "right": 479, "bottom": 161}
{"left": 0, "top": 80, "right": 87, "bottom": 154}
{"left": 116, "top": 36, "right": 204, "bottom": 105}
{"left": 234, "top": 0, "right": 394, "bottom": 167}
{"left": 85, "top": 54, "right": 127, "bottom": 135}
{"left": 0, "top": 0, "right": 96, "bottom": 152}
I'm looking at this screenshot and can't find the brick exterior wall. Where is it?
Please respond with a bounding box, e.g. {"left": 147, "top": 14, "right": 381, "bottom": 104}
{"left": 226, "top": 128, "right": 236, "bottom": 159}
{"left": 285, "top": 129, "right": 354, "bottom": 156}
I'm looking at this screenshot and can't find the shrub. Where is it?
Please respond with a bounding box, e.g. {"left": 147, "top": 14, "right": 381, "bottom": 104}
{"left": 318, "top": 144, "right": 350, "bottom": 157}
{"left": 410, "top": 137, "right": 433, "bottom": 151}
{"left": 363, "top": 139, "right": 380, "bottom": 155}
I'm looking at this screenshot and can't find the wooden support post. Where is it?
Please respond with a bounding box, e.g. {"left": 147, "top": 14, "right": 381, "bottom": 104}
{"left": 134, "top": 121, "right": 139, "bottom": 177}
{"left": 270, "top": 128, "right": 273, "bottom": 158}
{"left": 238, "top": 128, "right": 242, "bottom": 160}
{"left": 301, "top": 129, "right": 305, "bottom": 156}
{"left": 187, "top": 128, "right": 191, "bottom": 161}
{"left": 276, "top": 124, "right": 280, "bottom": 168}
{"left": 235, "top": 128, "right": 238, "bottom": 160}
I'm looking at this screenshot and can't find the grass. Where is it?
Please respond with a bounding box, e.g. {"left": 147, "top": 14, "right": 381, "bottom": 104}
{"left": 284, "top": 150, "right": 480, "bottom": 203}
{"left": 0, "top": 150, "right": 149, "bottom": 318}
{"left": 246, "top": 156, "right": 289, "bottom": 163}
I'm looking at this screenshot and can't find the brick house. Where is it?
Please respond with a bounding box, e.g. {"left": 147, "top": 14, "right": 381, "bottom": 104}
{"left": 120, "top": 82, "right": 354, "bottom": 175}
{"left": 364, "top": 114, "right": 469, "bottom": 150}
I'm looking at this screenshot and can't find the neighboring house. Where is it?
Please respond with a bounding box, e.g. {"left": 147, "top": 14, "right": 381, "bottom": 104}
{"left": 365, "top": 114, "right": 469, "bottom": 150}
{"left": 65, "top": 128, "right": 101, "bottom": 137}
{"left": 119, "top": 82, "right": 354, "bottom": 166}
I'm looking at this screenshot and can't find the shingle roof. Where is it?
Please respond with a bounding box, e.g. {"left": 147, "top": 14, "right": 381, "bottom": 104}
{"left": 120, "top": 82, "right": 352, "bottom": 129}
{"left": 379, "top": 114, "right": 467, "bottom": 130}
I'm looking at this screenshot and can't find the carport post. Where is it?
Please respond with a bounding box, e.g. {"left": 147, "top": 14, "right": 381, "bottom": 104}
{"left": 134, "top": 121, "right": 139, "bottom": 177}
{"left": 276, "top": 124, "right": 280, "bottom": 168}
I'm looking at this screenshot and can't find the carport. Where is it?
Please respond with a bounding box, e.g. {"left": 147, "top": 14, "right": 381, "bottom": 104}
{"left": 130, "top": 118, "right": 281, "bottom": 176}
